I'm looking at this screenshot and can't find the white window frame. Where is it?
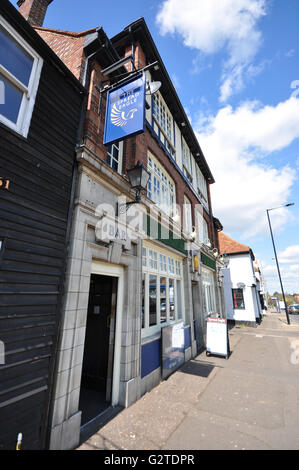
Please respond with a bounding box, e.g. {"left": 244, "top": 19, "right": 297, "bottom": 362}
{"left": 142, "top": 242, "right": 185, "bottom": 338}
{"left": 196, "top": 210, "right": 209, "bottom": 244}
{"left": 184, "top": 195, "right": 193, "bottom": 235}
{"left": 152, "top": 91, "right": 175, "bottom": 157}
{"left": 106, "top": 140, "right": 123, "bottom": 174}
{"left": 147, "top": 151, "right": 176, "bottom": 218}
{"left": 195, "top": 164, "right": 208, "bottom": 207}
{"left": 0, "top": 15, "right": 43, "bottom": 138}
{"left": 202, "top": 266, "right": 217, "bottom": 317}
{"left": 182, "top": 138, "right": 193, "bottom": 184}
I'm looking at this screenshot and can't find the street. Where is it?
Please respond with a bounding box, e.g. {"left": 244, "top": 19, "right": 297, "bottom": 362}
{"left": 77, "top": 310, "right": 299, "bottom": 451}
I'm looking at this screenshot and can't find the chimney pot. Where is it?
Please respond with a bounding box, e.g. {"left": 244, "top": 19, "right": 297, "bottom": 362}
{"left": 17, "top": 0, "right": 53, "bottom": 27}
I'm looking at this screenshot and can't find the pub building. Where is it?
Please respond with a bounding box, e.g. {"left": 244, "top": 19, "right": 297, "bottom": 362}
{"left": 5, "top": 0, "right": 226, "bottom": 450}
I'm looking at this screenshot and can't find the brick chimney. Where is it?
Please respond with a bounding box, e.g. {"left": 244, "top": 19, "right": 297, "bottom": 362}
{"left": 17, "top": 0, "right": 53, "bottom": 27}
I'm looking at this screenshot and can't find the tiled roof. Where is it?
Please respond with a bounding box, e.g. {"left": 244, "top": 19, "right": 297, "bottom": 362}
{"left": 34, "top": 26, "right": 97, "bottom": 37}
{"left": 218, "top": 232, "right": 250, "bottom": 255}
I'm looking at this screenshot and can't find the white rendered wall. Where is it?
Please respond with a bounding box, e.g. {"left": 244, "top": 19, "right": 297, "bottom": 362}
{"left": 223, "top": 254, "right": 259, "bottom": 323}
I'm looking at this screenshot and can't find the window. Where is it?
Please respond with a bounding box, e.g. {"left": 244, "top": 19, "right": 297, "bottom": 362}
{"left": 152, "top": 92, "right": 175, "bottom": 157}
{"left": 0, "top": 17, "right": 43, "bottom": 137}
{"left": 196, "top": 211, "right": 209, "bottom": 244}
{"left": 195, "top": 165, "right": 208, "bottom": 206}
{"left": 202, "top": 267, "right": 217, "bottom": 317}
{"left": 160, "top": 254, "right": 167, "bottom": 272}
{"left": 184, "top": 196, "right": 193, "bottom": 234}
{"left": 142, "top": 247, "right": 147, "bottom": 267}
{"left": 147, "top": 152, "right": 176, "bottom": 218}
{"left": 149, "top": 249, "right": 158, "bottom": 270}
{"left": 232, "top": 289, "right": 245, "bottom": 309}
{"left": 142, "top": 243, "right": 184, "bottom": 336}
{"left": 182, "top": 140, "right": 193, "bottom": 184}
{"left": 106, "top": 141, "right": 123, "bottom": 173}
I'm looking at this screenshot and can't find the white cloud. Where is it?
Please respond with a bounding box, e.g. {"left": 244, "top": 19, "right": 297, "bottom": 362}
{"left": 261, "top": 262, "right": 299, "bottom": 293}
{"left": 278, "top": 245, "right": 299, "bottom": 264}
{"left": 156, "top": 0, "right": 267, "bottom": 101}
{"left": 195, "top": 97, "right": 299, "bottom": 238}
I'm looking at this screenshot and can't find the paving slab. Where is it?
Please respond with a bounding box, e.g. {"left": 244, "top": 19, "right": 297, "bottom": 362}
{"left": 77, "top": 312, "right": 299, "bottom": 451}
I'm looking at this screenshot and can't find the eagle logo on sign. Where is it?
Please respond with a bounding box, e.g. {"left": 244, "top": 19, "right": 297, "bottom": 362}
{"left": 110, "top": 103, "right": 138, "bottom": 127}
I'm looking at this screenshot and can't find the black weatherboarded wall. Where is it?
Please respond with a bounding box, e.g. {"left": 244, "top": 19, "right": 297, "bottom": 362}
{"left": 0, "top": 2, "right": 85, "bottom": 450}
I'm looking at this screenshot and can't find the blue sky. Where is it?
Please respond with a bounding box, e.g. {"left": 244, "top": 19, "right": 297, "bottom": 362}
{"left": 10, "top": 0, "right": 299, "bottom": 294}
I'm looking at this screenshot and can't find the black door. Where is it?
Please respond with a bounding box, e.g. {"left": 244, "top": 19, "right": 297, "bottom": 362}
{"left": 79, "top": 274, "right": 117, "bottom": 424}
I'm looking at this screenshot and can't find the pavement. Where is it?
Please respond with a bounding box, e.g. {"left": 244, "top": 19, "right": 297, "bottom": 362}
{"left": 77, "top": 310, "right": 299, "bottom": 451}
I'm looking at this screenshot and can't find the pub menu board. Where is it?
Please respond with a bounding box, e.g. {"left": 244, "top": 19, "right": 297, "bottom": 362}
{"left": 206, "top": 317, "right": 229, "bottom": 359}
{"left": 162, "top": 321, "right": 185, "bottom": 380}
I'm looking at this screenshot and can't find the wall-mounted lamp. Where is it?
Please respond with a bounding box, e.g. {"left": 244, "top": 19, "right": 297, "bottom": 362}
{"left": 118, "top": 161, "right": 150, "bottom": 215}
{"left": 190, "top": 227, "right": 197, "bottom": 241}
{"left": 212, "top": 248, "right": 219, "bottom": 258}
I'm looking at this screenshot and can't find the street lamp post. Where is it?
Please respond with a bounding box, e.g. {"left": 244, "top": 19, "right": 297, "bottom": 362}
{"left": 266, "top": 203, "right": 294, "bottom": 325}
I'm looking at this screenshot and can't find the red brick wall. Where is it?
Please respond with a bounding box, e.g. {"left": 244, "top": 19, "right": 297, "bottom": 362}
{"left": 18, "top": 0, "right": 53, "bottom": 27}
{"left": 35, "top": 26, "right": 218, "bottom": 245}
{"left": 36, "top": 29, "right": 86, "bottom": 81}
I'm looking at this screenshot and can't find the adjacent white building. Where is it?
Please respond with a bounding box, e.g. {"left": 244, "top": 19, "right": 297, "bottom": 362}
{"left": 219, "top": 233, "right": 262, "bottom": 326}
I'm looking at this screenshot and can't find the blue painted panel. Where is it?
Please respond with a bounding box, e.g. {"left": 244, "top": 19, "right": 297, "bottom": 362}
{"left": 184, "top": 326, "right": 191, "bottom": 350}
{"left": 141, "top": 338, "right": 161, "bottom": 378}
{"left": 104, "top": 74, "right": 146, "bottom": 146}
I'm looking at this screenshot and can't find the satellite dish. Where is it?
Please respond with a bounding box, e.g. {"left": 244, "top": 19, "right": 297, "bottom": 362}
{"left": 146, "top": 81, "right": 162, "bottom": 95}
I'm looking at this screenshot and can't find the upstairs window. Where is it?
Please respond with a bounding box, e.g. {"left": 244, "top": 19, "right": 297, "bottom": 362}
{"left": 184, "top": 195, "right": 193, "bottom": 234}
{"left": 0, "top": 17, "right": 43, "bottom": 137}
{"left": 106, "top": 141, "right": 123, "bottom": 173}
{"left": 182, "top": 140, "right": 193, "bottom": 184}
{"left": 195, "top": 165, "right": 208, "bottom": 207}
{"left": 147, "top": 152, "right": 176, "bottom": 218}
{"left": 196, "top": 211, "right": 209, "bottom": 244}
{"left": 152, "top": 92, "right": 175, "bottom": 158}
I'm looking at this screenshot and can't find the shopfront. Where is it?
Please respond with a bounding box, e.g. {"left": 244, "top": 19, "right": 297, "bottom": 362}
{"left": 140, "top": 239, "right": 194, "bottom": 393}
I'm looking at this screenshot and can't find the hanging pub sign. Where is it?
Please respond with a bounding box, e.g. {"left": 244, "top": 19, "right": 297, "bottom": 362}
{"left": 103, "top": 73, "right": 146, "bottom": 146}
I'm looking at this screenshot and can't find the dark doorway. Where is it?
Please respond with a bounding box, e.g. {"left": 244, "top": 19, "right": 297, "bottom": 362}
{"left": 79, "top": 274, "right": 117, "bottom": 426}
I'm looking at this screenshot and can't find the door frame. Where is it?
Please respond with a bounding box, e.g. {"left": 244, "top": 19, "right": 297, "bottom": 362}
{"left": 90, "top": 260, "right": 124, "bottom": 406}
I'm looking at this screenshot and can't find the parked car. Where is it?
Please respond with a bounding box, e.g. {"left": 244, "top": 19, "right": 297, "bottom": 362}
{"left": 288, "top": 304, "right": 299, "bottom": 314}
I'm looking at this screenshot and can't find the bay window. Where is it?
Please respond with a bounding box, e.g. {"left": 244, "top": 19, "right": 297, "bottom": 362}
{"left": 182, "top": 139, "right": 192, "bottom": 184}
{"left": 152, "top": 91, "right": 175, "bottom": 157}
{"left": 0, "top": 17, "right": 43, "bottom": 137}
{"left": 142, "top": 244, "right": 184, "bottom": 337}
{"left": 184, "top": 195, "right": 193, "bottom": 234}
{"left": 147, "top": 152, "right": 176, "bottom": 217}
{"left": 196, "top": 211, "right": 209, "bottom": 244}
{"left": 195, "top": 165, "right": 208, "bottom": 208}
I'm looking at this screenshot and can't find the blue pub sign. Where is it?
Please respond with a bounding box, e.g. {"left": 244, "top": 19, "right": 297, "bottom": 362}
{"left": 103, "top": 73, "right": 146, "bottom": 146}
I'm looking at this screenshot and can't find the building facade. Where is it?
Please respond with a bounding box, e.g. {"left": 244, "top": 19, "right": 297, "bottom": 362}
{"left": 219, "top": 232, "right": 262, "bottom": 326}
{"left": 0, "top": 0, "right": 85, "bottom": 450}
{"left": 16, "top": 0, "right": 226, "bottom": 450}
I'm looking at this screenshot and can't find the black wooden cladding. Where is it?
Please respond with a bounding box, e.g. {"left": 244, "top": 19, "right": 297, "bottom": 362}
{"left": 0, "top": 32, "right": 84, "bottom": 449}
